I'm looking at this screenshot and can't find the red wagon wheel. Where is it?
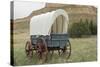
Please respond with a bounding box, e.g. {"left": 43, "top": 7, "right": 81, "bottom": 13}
{"left": 35, "top": 37, "right": 48, "bottom": 63}
{"left": 25, "top": 40, "right": 33, "bottom": 58}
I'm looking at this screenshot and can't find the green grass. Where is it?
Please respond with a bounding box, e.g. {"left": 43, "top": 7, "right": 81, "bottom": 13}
{"left": 12, "top": 22, "right": 97, "bottom": 66}
{"left": 69, "top": 37, "right": 97, "bottom": 62}
{"left": 13, "top": 31, "right": 97, "bottom": 66}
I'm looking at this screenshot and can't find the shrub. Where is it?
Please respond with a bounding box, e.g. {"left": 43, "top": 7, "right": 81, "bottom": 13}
{"left": 68, "top": 19, "right": 97, "bottom": 38}
{"left": 89, "top": 20, "right": 97, "bottom": 35}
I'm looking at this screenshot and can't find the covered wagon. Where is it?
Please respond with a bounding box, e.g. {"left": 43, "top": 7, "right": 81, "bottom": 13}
{"left": 25, "top": 9, "right": 71, "bottom": 60}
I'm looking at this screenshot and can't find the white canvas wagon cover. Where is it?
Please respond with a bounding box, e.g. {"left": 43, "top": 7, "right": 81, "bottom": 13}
{"left": 30, "top": 9, "right": 69, "bottom": 35}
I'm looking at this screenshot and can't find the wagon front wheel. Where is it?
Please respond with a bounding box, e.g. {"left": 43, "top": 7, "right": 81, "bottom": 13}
{"left": 25, "top": 41, "right": 33, "bottom": 58}
{"left": 62, "top": 40, "right": 71, "bottom": 60}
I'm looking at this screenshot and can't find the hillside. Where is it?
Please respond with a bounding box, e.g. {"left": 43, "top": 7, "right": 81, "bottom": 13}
{"left": 14, "top": 3, "right": 97, "bottom": 22}
{"left": 13, "top": 3, "right": 97, "bottom": 31}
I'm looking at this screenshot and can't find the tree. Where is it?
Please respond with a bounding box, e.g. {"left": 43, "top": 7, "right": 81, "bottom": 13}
{"left": 89, "top": 20, "right": 97, "bottom": 35}
{"left": 68, "top": 19, "right": 92, "bottom": 38}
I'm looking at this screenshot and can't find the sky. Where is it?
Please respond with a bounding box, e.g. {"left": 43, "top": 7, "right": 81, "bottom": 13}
{"left": 14, "top": 1, "right": 46, "bottom": 19}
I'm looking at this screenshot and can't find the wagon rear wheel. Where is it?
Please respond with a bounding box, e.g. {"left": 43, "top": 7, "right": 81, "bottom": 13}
{"left": 25, "top": 41, "right": 33, "bottom": 58}
{"left": 62, "top": 40, "right": 71, "bottom": 59}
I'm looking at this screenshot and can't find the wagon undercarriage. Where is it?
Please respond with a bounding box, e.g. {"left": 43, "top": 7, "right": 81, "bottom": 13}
{"left": 25, "top": 34, "right": 71, "bottom": 61}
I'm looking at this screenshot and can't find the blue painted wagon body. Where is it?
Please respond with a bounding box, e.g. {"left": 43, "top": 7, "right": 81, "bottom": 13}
{"left": 31, "top": 33, "right": 69, "bottom": 49}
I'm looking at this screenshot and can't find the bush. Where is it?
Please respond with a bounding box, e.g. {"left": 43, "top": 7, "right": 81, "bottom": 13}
{"left": 89, "top": 20, "right": 97, "bottom": 35}
{"left": 68, "top": 19, "right": 97, "bottom": 38}
{"left": 68, "top": 23, "right": 82, "bottom": 37}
